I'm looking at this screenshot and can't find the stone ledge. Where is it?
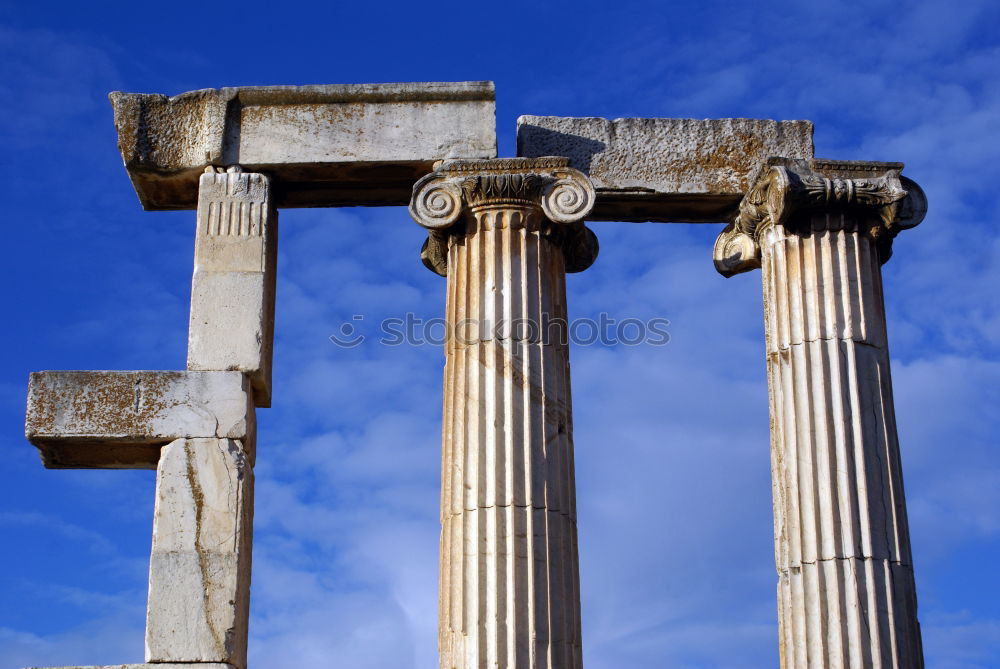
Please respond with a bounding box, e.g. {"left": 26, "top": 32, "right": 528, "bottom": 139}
{"left": 516, "top": 115, "right": 814, "bottom": 222}
{"left": 25, "top": 371, "right": 255, "bottom": 469}
{"left": 111, "top": 81, "right": 497, "bottom": 210}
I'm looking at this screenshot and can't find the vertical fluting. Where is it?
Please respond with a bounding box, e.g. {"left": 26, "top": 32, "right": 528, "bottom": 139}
{"left": 761, "top": 213, "right": 923, "bottom": 668}
{"left": 439, "top": 204, "right": 582, "bottom": 669}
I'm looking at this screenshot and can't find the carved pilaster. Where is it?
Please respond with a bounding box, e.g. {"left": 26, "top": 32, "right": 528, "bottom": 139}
{"left": 189, "top": 165, "right": 278, "bottom": 408}
{"left": 715, "top": 159, "right": 927, "bottom": 668}
{"left": 410, "top": 158, "right": 595, "bottom": 669}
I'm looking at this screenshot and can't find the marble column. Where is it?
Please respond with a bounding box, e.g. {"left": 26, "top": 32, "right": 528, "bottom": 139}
{"left": 148, "top": 164, "right": 276, "bottom": 668}
{"left": 410, "top": 158, "right": 599, "bottom": 669}
{"left": 714, "top": 159, "right": 928, "bottom": 668}
{"left": 24, "top": 368, "right": 257, "bottom": 669}
{"left": 146, "top": 438, "right": 254, "bottom": 669}
{"left": 188, "top": 165, "right": 278, "bottom": 408}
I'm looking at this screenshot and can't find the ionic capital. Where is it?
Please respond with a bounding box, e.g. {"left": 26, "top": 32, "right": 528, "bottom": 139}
{"left": 409, "top": 157, "right": 598, "bottom": 275}
{"left": 714, "top": 158, "right": 927, "bottom": 277}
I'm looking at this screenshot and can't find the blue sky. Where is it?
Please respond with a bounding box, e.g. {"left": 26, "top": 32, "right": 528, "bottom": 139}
{"left": 0, "top": 1, "right": 998, "bottom": 667}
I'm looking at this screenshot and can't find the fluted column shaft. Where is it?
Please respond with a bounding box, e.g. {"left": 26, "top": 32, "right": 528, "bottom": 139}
{"left": 762, "top": 214, "right": 921, "bottom": 668}
{"left": 441, "top": 204, "right": 580, "bottom": 668}
{"left": 715, "top": 159, "right": 928, "bottom": 668}
{"left": 410, "top": 158, "right": 597, "bottom": 669}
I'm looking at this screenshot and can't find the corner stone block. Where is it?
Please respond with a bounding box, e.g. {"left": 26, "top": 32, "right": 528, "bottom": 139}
{"left": 146, "top": 438, "right": 253, "bottom": 669}
{"left": 188, "top": 169, "right": 276, "bottom": 408}
{"left": 516, "top": 115, "right": 814, "bottom": 222}
{"left": 25, "top": 371, "right": 255, "bottom": 469}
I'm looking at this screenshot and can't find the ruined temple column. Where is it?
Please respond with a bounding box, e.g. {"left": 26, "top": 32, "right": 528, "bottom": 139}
{"left": 145, "top": 166, "right": 276, "bottom": 669}
{"left": 410, "top": 158, "right": 598, "bottom": 669}
{"left": 188, "top": 165, "right": 277, "bottom": 409}
{"left": 714, "top": 159, "right": 928, "bottom": 668}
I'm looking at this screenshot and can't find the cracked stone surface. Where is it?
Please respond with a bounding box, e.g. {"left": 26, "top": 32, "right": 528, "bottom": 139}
{"left": 411, "top": 161, "right": 590, "bottom": 668}
{"left": 146, "top": 438, "right": 253, "bottom": 669}
{"left": 731, "top": 161, "right": 925, "bottom": 668}
{"left": 516, "top": 115, "right": 814, "bottom": 222}
{"left": 25, "top": 370, "right": 255, "bottom": 468}
{"left": 110, "top": 81, "right": 497, "bottom": 210}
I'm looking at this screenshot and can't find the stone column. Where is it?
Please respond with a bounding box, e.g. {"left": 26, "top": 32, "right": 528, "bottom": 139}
{"left": 189, "top": 165, "right": 278, "bottom": 408}
{"left": 147, "top": 165, "right": 276, "bottom": 669}
{"left": 24, "top": 369, "right": 256, "bottom": 669}
{"left": 714, "top": 159, "right": 928, "bottom": 668}
{"left": 146, "top": 438, "right": 254, "bottom": 669}
{"left": 410, "top": 158, "right": 598, "bottom": 669}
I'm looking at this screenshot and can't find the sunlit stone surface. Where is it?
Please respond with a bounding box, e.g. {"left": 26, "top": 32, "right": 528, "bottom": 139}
{"left": 146, "top": 438, "right": 254, "bottom": 669}
{"left": 25, "top": 370, "right": 254, "bottom": 468}
{"left": 517, "top": 115, "right": 813, "bottom": 221}
{"left": 187, "top": 167, "right": 277, "bottom": 407}
{"left": 111, "top": 82, "right": 497, "bottom": 210}
{"left": 411, "top": 158, "right": 597, "bottom": 669}
{"left": 714, "top": 159, "right": 927, "bottom": 668}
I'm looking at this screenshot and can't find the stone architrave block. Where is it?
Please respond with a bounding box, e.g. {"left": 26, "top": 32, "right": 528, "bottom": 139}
{"left": 110, "top": 81, "right": 498, "bottom": 210}
{"left": 188, "top": 169, "right": 276, "bottom": 407}
{"left": 516, "top": 115, "right": 814, "bottom": 222}
{"left": 146, "top": 438, "right": 253, "bottom": 669}
{"left": 25, "top": 371, "right": 254, "bottom": 469}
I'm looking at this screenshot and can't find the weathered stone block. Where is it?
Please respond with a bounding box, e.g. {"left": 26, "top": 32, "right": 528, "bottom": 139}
{"left": 25, "top": 371, "right": 255, "bottom": 468}
{"left": 516, "top": 115, "right": 814, "bottom": 222}
{"left": 188, "top": 169, "right": 277, "bottom": 407}
{"left": 146, "top": 439, "right": 253, "bottom": 669}
{"left": 111, "top": 82, "right": 497, "bottom": 210}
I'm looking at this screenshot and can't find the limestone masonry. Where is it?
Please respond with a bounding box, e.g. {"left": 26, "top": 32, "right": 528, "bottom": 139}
{"left": 411, "top": 157, "right": 597, "bottom": 666}
{"left": 111, "top": 82, "right": 497, "bottom": 210}
{"left": 25, "top": 81, "right": 927, "bottom": 669}
{"left": 517, "top": 115, "right": 814, "bottom": 221}
{"left": 26, "top": 370, "right": 254, "bottom": 469}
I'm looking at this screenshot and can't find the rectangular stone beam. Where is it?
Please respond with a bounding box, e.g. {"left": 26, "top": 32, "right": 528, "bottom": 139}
{"left": 25, "top": 371, "right": 255, "bottom": 469}
{"left": 516, "top": 115, "right": 814, "bottom": 222}
{"left": 111, "top": 82, "right": 497, "bottom": 210}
